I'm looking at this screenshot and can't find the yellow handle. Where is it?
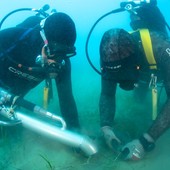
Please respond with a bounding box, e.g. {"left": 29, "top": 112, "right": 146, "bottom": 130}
{"left": 152, "top": 88, "right": 157, "bottom": 120}
{"left": 43, "top": 87, "right": 49, "bottom": 109}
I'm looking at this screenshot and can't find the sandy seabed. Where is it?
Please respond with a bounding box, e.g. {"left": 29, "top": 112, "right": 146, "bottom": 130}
{"left": 0, "top": 122, "right": 170, "bottom": 170}
{"left": 0, "top": 81, "right": 170, "bottom": 170}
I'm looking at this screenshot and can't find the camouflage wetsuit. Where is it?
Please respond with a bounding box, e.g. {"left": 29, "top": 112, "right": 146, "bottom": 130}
{"left": 100, "top": 29, "right": 170, "bottom": 141}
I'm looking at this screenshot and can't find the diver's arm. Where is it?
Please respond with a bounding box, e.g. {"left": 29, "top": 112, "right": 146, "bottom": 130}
{"left": 147, "top": 97, "right": 170, "bottom": 140}
{"left": 147, "top": 53, "right": 170, "bottom": 140}
{"left": 55, "top": 59, "right": 80, "bottom": 130}
{"left": 99, "top": 77, "right": 117, "bottom": 127}
{"left": 121, "top": 34, "right": 170, "bottom": 161}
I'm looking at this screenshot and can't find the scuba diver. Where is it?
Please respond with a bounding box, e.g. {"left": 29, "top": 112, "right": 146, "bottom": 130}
{"left": 0, "top": 8, "right": 80, "bottom": 130}
{"left": 99, "top": 0, "right": 170, "bottom": 160}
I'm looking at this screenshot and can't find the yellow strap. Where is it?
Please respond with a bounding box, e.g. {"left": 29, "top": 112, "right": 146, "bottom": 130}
{"left": 43, "top": 87, "right": 49, "bottom": 109}
{"left": 139, "top": 29, "right": 157, "bottom": 69}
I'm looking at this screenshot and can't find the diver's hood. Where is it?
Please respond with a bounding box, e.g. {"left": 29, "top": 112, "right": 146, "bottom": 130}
{"left": 100, "top": 28, "right": 138, "bottom": 70}
{"left": 100, "top": 28, "right": 139, "bottom": 90}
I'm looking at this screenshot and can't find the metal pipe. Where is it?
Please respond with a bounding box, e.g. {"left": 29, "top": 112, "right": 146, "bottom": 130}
{"left": 0, "top": 88, "right": 97, "bottom": 155}
{"left": 33, "top": 105, "right": 67, "bottom": 130}
{"left": 16, "top": 111, "right": 98, "bottom": 156}
{"left": 0, "top": 88, "right": 66, "bottom": 130}
{"left": 0, "top": 120, "right": 21, "bottom": 126}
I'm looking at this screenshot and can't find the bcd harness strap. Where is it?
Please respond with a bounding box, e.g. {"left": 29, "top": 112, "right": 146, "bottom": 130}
{"left": 139, "top": 29, "right": 157, "bottom": 69}
{"left": 139, "top": 29, "right": 158, "bottom": 120}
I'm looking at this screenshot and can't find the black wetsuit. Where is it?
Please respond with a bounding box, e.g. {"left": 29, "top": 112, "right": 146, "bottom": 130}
{"left": 0, "top": 16, "right": 80, "bottom": 129}
{"left": 100, "top": 30, "right": 170, "bottom": 141}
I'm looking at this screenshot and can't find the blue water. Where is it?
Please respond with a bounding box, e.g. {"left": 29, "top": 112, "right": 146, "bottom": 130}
{"left": 0, "top": 1, "right": 170, "bottom": 169}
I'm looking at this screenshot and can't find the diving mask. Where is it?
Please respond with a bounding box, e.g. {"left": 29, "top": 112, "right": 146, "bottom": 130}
{"left": 120, "top": 0, "right": 156, "bottom": 10}
{"left": 47, "top": 42, "right": 76, "bottom": 58}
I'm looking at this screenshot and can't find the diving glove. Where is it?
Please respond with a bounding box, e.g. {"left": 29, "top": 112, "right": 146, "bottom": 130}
{"left": 121, "top": 133, "right": 155, "bottom": 161}
{"left": 101, "top": 126, "right": 121, "bottom": 152}
{"left": 121, "top": 139, "right": 145, "bottom": 160}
